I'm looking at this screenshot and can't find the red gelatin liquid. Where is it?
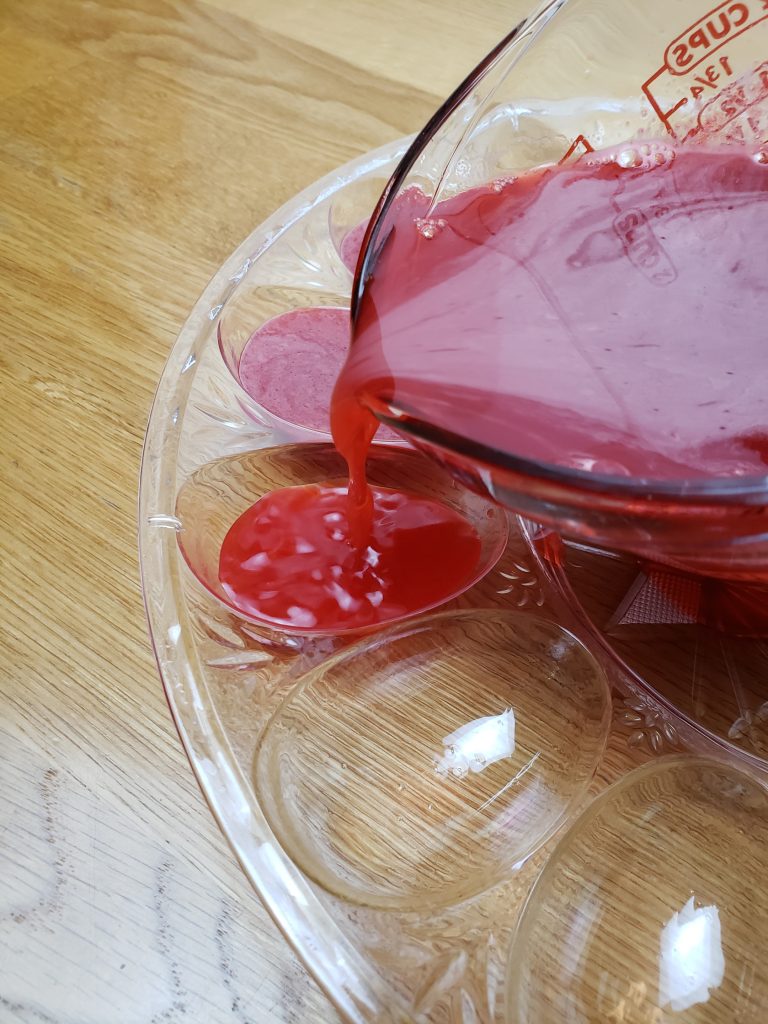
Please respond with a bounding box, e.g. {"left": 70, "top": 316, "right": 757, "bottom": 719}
{"left": 218, "top": 483, "right": 482, "bottom": 631}
{"left": 342, "top": 144, "right": 768, "bottom": 483}
{"left": 220, "top": 142, "right": 768, "bottom": 632}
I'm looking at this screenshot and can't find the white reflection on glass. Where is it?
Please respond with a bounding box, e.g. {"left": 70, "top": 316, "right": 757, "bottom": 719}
{"left": 659, "top": 896, "right": 725, "bottom": 1012}
{"left": 434, "top": 708, "right": 515, "bottom": 779}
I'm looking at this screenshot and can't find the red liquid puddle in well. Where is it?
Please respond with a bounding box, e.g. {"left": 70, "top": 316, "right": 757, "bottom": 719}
{"left": 218, "top": 484, "right": 481, "bottom": 631}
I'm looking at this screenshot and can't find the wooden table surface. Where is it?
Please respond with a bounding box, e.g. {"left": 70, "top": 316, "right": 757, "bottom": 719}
{"left": 0, "top": 0, "right": 520, "bottom": 1020}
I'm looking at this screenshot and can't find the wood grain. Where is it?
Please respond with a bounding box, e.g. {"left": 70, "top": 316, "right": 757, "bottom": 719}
{"left": 0, "top": 0, "right": 515, "bottom": 1020}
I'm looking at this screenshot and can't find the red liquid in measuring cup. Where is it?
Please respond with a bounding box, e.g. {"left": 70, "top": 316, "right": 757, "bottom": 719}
{"left": 220, "top": 143, "right": 768, "bottom": 630}
{"left": 341, "top": 144, "right": 768, "bottom": 482}
{"left": 218, "top": 483, "right": 481, "bottom": 631}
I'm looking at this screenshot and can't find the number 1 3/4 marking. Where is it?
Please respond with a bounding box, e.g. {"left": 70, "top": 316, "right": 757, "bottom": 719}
{"left": 643, "top": 0, "right": 768, "bottom": 137}
{"left": 690, "top": 54, "right": 733, "bottom": 99}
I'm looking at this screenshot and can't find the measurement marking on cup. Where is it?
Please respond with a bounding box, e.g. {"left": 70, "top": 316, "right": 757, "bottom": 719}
{"left": 664, "top": 1, "right": 767, "bottom": 75}
{"left": 644, "top": 53, "right": 737, "bottom": 136}
{"left": 698, "top": 59, "right": 768, "bottom": 134}
{"left": 559, "top": 135, "right": 595, "bottom": 164}
{"left": 613, "top": 209, "right": 677, "bottom": 286}
{"left": 692, "top": 54, "right": 733, "bottom": 97}
{"left": 643, "top": 0, "right": 768, "bottom": 137}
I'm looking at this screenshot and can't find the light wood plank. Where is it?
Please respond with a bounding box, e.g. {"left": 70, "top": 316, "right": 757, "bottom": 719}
{"left": 0, "top": 0, "right": 515, "bottom": 1020}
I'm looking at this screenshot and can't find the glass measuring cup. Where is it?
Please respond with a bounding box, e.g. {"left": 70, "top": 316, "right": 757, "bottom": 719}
{"left": 343, "top": 0, "right": 768, "bottom": 584}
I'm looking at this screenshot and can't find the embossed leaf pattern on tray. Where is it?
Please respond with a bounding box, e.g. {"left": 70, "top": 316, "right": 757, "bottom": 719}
{"left": 728, "top": 700, "right": 768, "bottom": 742}
{"left": 617, "top": 693, "right": 679, "bottom": 755}
{"left": 496, "top": 559, "right": 545, "bottom": 608}
{"left": 413, "top": 949, "right": 469, "bottom": 1017}
{"left": 192, "top": 374, "right": 266, "bottom": 433}
{"left": 413, "top": 931, "right": 504, "bottom": 1024}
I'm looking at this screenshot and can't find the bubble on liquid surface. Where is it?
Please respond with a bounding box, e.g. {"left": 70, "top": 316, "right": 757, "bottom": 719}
{"left": 753, "top": 148, "right": 768, "bottom": 165}
{"left": 414, "top": 217, "right": 447, "bottom": 239}
{"left": 491, "top": 175, "right": 517, "bottom": 192}
{"left": 617, "top": 147, "right": 643, "bottom": 169}
{"left": 589, "top": 141, "right": 676, "bottom": 174}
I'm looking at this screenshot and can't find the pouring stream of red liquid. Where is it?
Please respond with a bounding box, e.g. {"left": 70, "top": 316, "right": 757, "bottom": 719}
{"left": 220, "top": 142, "right": 768, "bottom": 632}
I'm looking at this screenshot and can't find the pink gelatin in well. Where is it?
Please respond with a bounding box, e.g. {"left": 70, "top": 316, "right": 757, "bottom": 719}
{"left": 238, "top": 307, "right": 349, "bottom": 434}
{"left": 237, "top": 307, "right": 397, "bottom": 440}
